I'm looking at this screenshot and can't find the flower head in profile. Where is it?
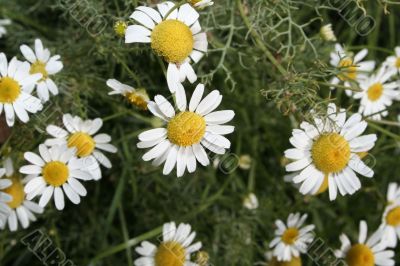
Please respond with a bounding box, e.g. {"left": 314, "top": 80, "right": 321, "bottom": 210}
{"left": 125, "top": 1, "right": 207, "bottom": 93}
{"left": 330, "top": 44, "right": 375, "bottom": 95}
{"left": 320, "top": 24, "right": 336, "bottom": 42}
{"left": 265, "top": 250, "right": 302, "bottom": 266}
{"left": 20, "top": 39, "right": 63, "bottom": 102}
{"left": 269, "top": 213, "right": 314, "bottom": 262}
{"left": 379, "top": 183, "right": 400, "bottom": 248}
{"left": 20, "top": 145, "right": 93, "bottom": 210}
{"left": 137, "top": 83, "right": 235, "bottom": 177}
{"left": 0, "top": 53, "right": 43, "bottom": 126}
{"left": 0, "top": 158, "right": 43, "bottom": 231}
{"left": 45, "top": 114, "right": 118, "bottom": 180}
{"left": 106, "top": 79, "right": 149, "bottom": 110}
{"left": 354, "top": 66, "right": 399, "bottom": 120}
{"left": 383, "top": 47, "right": 400, "bottom": 75}
{"left": 0, "top": 19, "right": 11, "bottom": 38}
{"left": 188, "top": 0, "right": 214, "bottom": 9}
{"left": 134, "top": 221, "right": 202, "bottom": 266}
{"left": 284, "top": 104, "right": 377, "bottom": 201}
{"left": 335, "top": 220, "right": 394, "bottom": 266}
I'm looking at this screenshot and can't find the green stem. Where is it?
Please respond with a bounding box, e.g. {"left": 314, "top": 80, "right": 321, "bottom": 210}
{"left": 368, "top": 121, "right": 400, "bottom": 141}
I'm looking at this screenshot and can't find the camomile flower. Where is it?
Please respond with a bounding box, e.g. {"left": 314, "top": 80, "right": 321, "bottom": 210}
{"left": 188, "top": 0, "right": 214, "bottom": 9}
{"left": 265, "top": 251, "right": 302, "bottom": 266}
{"left": 134, "top": 221, "right": 202, "bottom": 266}
{"left": 114, "top": 21, "right": 128, "bottom": 38}
{"left": 354, "top": 66, "right": 399, "bottom": 120}
{"left": 330, "top": 44, "right": 375, "bottom": 95}
{"left": 334, "top": 220, "right": 394, "bottom": 266}
{"left": 284, "top": 104, "right": 377, "bottom": 201}
{"left": 320, "top": 24, "right": 336, "bottom": 42}
{"left": 20, "top": 144, "right": 93, "bottom": 210}
{"left": 137, "top": 83, "right": 235, "bottom": 177}
{"left": 0, "top": 19, "right": 11, "bottom": 38}
{"left": 45, "top": 114, "right": 118, "bottom": 180}
{"left": 0, "top": 158, "right": 43, "bottom": 232}
{"left": 0, "top": 167, "right": 12, "bottom": 228}
{"left": 20, "top": 39, "right": 63, "bottom": 102}
{"left": 379, "top": 183, "right": 400, "bottom": 248}
{"left": 0, "top": 53, "right": 43, "bottom": 127}
{"left": 269, "top": 213, "right": 314, "bottom": 262}
{"left": 106, "top": 79, "right": 149, "bottom": 110}
{"left": 125, "top": 1, "right": 208, "bottom": 93}
{"left": 383, "top": 47, "right": 400, "bottom": 75}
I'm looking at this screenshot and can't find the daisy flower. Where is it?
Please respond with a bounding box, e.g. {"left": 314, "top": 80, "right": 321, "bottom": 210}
{"left": 106, "top": 79, "right": 149, "bottom": 110}
{"left": 330, "top": 44, "right": 375, "bottom": 95}
{"left": 265, "top": 250, "right": 302, "bottom": 266}
{"left": 269, "top": 213, "right": 315, "bottom": 262}
{"left": 0, "top": 53, "right": 43, "bottom": 127}
{"left": 335, "top": 220, "right": 394, "bottom": 266}
{"left": 20, "top": 39, "right": 63, "bottom": 102}
{"left": 0, "top": 158, "right": 43, "bottom": 231}
{"left": 379, "top": 183, "right": 400, "bottom": 248}
{"left": 20, "top": 144, "right": 93, "bottom": 210}
{"left": 320, "top": 24, "right": 336, "bottom": 42}
{"left": 45, "top": 114, "right": 118, "bottom": 180}
{"left": 0, "top": 167, "right": 12, "bottom": 228}
{"left": 188, "top": 0, "right": 214, "bottom": 9}
{"left": 134, "top": 221, "right": 202, "bottom": 266}
{"left": 354, "top": 66, "right": 399, "bottom": 120}
{"left": 284, "top": 104, "right": 377, "bottom": 201}
{"left": 137, "top": 83, "right": 235, "bottom": 177}
{"left": 0, "top": 19, "right": 11, "bottom": 38}
{"left": 383, "top": 47, "right": 400, "bottom": 75}
{"left": 125, "top": 1, "right": 208, "bottom": 93}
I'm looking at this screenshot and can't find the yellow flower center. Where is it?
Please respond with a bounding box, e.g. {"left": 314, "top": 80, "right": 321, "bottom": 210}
{"left": 167, "top": 111, "right": 206, "bottom": 147}
{"left": 154, "top": 241, "right": 186, "bottom": 266}
{"left": 367, "top": 82, "right": 383, "bottom": 102}
{"left": 338, "top": 58, "right": 357, "bottom": 81}
{"left": 151, "top": 20, "right": 194, "bottom": 63}
{"left": 315, "top": 175, "right": 329, "bottom": 195}
{"left": 42, "top": 161, "right": 69, "bottom": 187}
{"left": 67, "top": 132, "right": 96, "bottom": 157}
{"left": 395, "top": 57, "right": 400, "bottom": 69}
{"left": 386, "top": 207, "right": 400, "bottom": 226}
{"left": 346, "top": 244, "right": 374, "bottom": 266}
{"left": 2, "top": 178, "right": 25, "bottom": 209}
{"left": 0, "top": 77, "right": 21, "bottom": 103}
{"left": 125, "top": 90, "right": 148, "bottom": 110}
{"left": 114, "top": 21, "right": 127, "bottom": 37}
{"left": 269, "top": 256, "right": 302, "bottom": 266}
{"left": 281, "top": 227, "right": 299, "bottom": 245}
{"left": 311, "top": 133, "right": 351, "bottom": 174}
{"left": 30, "top": 61, "right": 48, "bottom": 81}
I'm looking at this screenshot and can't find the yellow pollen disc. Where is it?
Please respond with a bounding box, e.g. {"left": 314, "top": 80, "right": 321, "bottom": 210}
{"left": 395, "top": 58, "right": 400, "bottom": 69}
{"left": 367, "top": 82, "right": 383, "bottom": 102}
{"left": 346, "top": 244, "right": 374, "bottom": 266}
{"left": 0, "top": 77, "right": 21, "bottom": 103}
{"left": 30, "top": 61, "right": 48, "bottom": 81}
{"left": 311, "top": 133, "right": 351, "bottom": 174}
{"left": 125, "top": 90, "right": 148, "bottom": 110}
{"left": 151, "top": 20, "right": 194, "bottom": 63}
{"left": 2, "top": 178, "right": 25, "bottom": 209}
{"left": 281, "top": 227, "right": 299, "bottom": 245}
{"left": 167, "top": 111, "right": 206, "bottom": 147}
{"left": 386, "top": 207, "right": 400, "bottom": 226}
{"left": 42, "top": 161, "right": 69, "bottom": 187}
{"left": 338, "top": 58, "right": 357, "bottom": 81}
{"left": 269, "top": 256, "right": 302, "bottom": 266}
{"left": 114, "top": 21, "right": 127, "bottom": 37}
{"left": 315, "top": 174, "right": 329, "bottom": 195}
{"left": 154, "top": 241, "right": 186, "bottom": 266}
{"left": 67, "top": 132, "right": 96, "bottom": 157}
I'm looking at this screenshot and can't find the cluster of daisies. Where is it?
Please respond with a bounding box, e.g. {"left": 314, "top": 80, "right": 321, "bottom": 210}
{"left": 0, "top": 38, "right": 117, "bottom": 231}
